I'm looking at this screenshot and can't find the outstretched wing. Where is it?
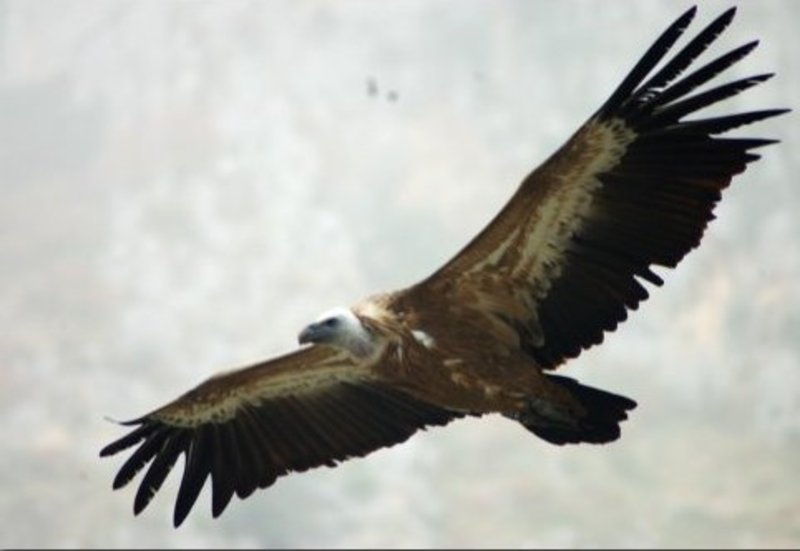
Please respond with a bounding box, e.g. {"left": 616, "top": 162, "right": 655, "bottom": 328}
{"left": 421, "top": 6, "right": 788, "bottom": 369}
{"left": 100, "top": 345, "right": 461, "bottom": 527}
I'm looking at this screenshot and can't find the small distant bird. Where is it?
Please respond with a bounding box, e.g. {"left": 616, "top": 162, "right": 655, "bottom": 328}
{"left": 101, "top": 6, "right": 787, "bottom": 527}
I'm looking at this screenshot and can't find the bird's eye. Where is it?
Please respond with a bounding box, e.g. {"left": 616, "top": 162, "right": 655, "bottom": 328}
{"left": 324, "top": 318, "right": 339, "bottom": 328}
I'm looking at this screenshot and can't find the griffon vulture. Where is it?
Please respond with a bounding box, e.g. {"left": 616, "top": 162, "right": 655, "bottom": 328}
{"left": 101, "top": 6, "right": 788, "bottom": 527}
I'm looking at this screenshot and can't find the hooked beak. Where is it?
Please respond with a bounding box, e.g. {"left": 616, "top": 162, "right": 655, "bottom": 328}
{"left": 298, "top": 323, "right": 319, "bottom": 346}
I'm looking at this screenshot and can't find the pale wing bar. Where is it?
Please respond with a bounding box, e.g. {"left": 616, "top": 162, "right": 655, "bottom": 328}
{"left": 100, "top": 352, "right": 462, "bottom": 527}
{"left": 525, "top": 7, "right": 788, "bottom": 367}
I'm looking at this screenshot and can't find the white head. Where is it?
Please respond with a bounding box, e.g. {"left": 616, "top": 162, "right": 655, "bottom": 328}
{"left": 297, "top": 307, "right": 376, "bottom": 357}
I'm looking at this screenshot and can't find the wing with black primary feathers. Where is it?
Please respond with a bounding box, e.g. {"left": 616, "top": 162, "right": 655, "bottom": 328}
{"left": 423, "top": 6, "right": 788, "bottom": 370}
{"left": 100, "top": 345, "right": 462, "bottom": 527}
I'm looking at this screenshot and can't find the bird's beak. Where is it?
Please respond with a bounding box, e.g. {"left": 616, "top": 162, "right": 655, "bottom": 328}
{"left": 298, "top": 324, "right": 318, "bottom": 346}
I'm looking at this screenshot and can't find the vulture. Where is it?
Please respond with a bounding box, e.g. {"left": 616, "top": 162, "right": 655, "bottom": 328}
{"left": 101, "top": 5, "right": 788, "bottom": 527}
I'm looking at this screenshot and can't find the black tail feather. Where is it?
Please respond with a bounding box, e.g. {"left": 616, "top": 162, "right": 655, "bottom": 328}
{"left": 518, "top": 375, "right": 637, "bottom": 446}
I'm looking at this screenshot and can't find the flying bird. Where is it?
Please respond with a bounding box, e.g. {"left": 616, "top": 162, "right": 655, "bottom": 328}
{"left": 101, "top": 6, "right": 788, "bottom": 527}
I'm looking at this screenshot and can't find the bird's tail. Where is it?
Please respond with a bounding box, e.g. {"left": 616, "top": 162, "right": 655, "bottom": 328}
{"left": 513, "top": 375, "right": 637, "bottom": 445}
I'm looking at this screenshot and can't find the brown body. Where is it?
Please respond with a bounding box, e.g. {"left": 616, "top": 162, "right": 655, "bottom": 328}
{"left": 101, "top": 6, "right": 788, "bottom": 528}
{"left": 357, "top": 288, "right": 574, "bottom": 417}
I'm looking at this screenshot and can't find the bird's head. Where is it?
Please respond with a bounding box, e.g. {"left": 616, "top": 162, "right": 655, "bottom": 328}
{"left": 298, "top": 307, "right": 374, "bottom": 356}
